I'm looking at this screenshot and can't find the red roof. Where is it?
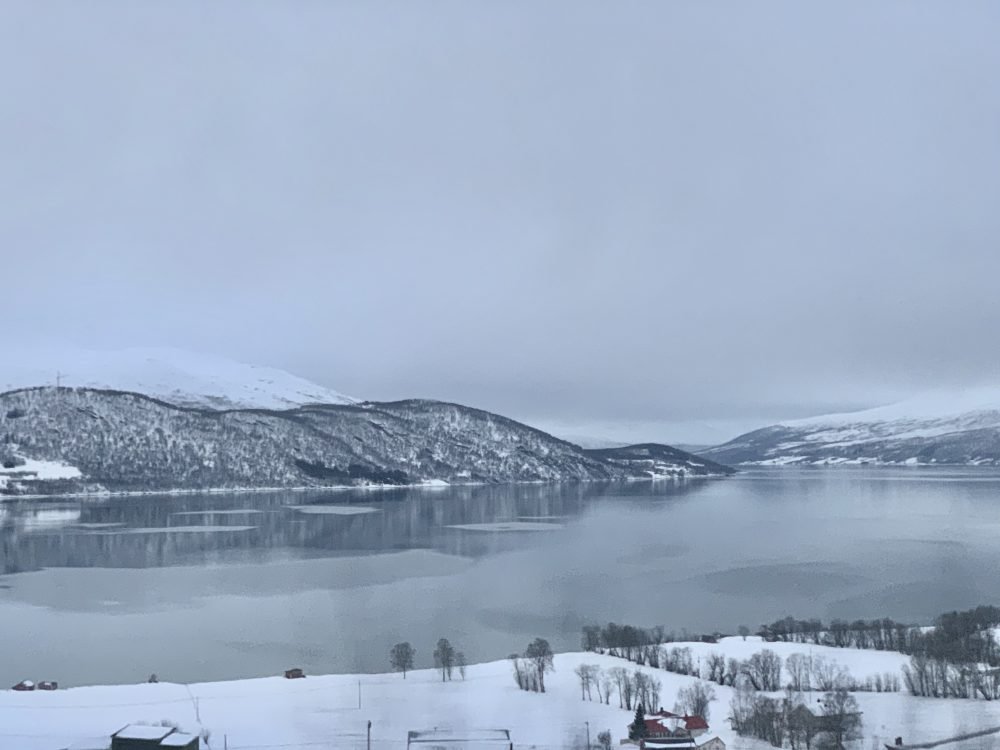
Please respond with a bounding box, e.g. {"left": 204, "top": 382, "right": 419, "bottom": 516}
{"left": 644, "top": 720, "right": 670, "bottom": 736}
{"left": 683, "top": 717, "right": 708, "bottom": 731}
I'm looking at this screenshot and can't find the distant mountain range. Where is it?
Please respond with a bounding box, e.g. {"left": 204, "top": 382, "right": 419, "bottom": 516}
{"left": 703, "top": 389, "right": 1000, "bottom": 466}
{"left": 0, "top": 349, "right": 731, "bottom": 496}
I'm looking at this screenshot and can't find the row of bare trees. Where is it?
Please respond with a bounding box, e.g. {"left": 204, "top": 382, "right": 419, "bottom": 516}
{"left": 760, "top": 606, "right": 1000, "bottom": 667}
{"left": 903, "top": 654, "right": 1000, "bottom": 700}
{"left": 581, "top": 622, "right": 671, "bottom": 664}
{"left": 570, "top": 663, "right": 665, "bottom": 712}
{"left": 595, "top": 634, "right": 901, "bottom": 698}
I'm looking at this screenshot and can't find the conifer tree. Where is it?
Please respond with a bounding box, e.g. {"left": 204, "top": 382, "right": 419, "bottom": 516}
{"left": 628, "top": 703, "right": 647, "bottom": 740}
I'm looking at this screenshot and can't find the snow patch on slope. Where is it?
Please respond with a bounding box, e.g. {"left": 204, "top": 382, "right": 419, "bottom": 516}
{"left": 0, "top": 346, "right": 356, "bottom": 410}
{"left": 0, "top": 456, "right": 82, "bottom": 490}
{"left": 781, "top": 386, "right": 1000, "bottom": 428}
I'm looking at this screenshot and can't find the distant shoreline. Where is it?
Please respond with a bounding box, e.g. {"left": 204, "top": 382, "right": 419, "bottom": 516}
{"left": 0, "top": 472, "right": 730, "bottom": 502}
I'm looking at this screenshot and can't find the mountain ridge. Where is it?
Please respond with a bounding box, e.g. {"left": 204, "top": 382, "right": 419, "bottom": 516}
{"left": 0, "top": 387, "right": 732, "bottom": 496}
{"left": 704, "top": 392, "right": 1000, "bottom": 466}
{"left": 0, "top": 346, "right": 356, "bottom": 411}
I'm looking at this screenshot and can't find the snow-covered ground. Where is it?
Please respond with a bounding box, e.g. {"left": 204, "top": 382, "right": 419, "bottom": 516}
{"left": 3, "top": 638, "right": 998, "bottom": 750}
{"left": 0, "top": 456, "right": 82, "bottom": 490}
{"left": 0, "top": 346, "right": 355, "bottom": 410}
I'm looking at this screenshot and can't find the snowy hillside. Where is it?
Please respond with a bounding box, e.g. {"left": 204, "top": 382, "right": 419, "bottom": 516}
{"left": 0, "top": 389, "right": 729, "bottom": 496}
{"left": 704, "top": 388, "right": 1000, "bottom": 466}
{"left": 3, "top": 639, "right": 997, "bottom": 750}
{"left": 0, "top": 347, "right": 355, "bottom": 410}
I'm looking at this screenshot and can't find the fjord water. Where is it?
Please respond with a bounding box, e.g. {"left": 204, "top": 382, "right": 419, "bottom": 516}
{"left": 2, "top": 468, "right": 999, "bottom": 687}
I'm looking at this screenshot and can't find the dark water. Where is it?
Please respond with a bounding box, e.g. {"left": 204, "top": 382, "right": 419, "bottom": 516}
{"left": 2, "top": 468, "right": 1000, "bottom": 686}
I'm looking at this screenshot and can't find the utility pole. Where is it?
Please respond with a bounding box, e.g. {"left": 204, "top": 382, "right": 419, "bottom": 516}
{"left": 368, "top": 720, "right": 372, "bottom": 750}
{"left": 358, "top": 680, "right": 362, "bottom": 709}
{"left": 585, "top": 721, "right": 590, "bottom": 750}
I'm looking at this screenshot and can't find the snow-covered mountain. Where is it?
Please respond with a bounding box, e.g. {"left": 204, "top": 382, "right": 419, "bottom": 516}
{"left": 0, "top": 388, "right": 731, "bottom": 495}
{"left": 0, "top": 347, "right": 355, "bottom": 410}
{"left": 703, "top": 388, "right": 1000, "bottom": 466}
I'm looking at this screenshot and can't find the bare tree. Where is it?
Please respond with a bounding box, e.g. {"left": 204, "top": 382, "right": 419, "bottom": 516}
{"left": 676, "top": 681, "right": 717, "bottom": 722}
{"left": 582, "top": 625, "right": 603, "bottom": 652}
{"left": 785, "top": 653, "right": 810, "bottom": 692}
{"left": 631, "top": 670, "right": 661, "bottom": 714}
{"left": 457, "top": 652, "right": 467, "bottom": 680}
{"left": 706, "top": 653, "right": 727, "bottom": 685}
{"left": 810, "top": 656, "right": 848, "bottom": 692}
{"left": 434, "top": 638, "right": 456, "bottom": 682}
{"left": 510, "top": 654, "right": 528, "bottom": 690}
{"left": 390, "top": 642, "right": 415, "bottom": 678}
{"left": 738, "top": 625, "right": 751, "bottom": 641}
{"left": 783, "top": 689, "right": 815, "bottom": 750}
{"left": 819, "top": 689, "right": 862, "bottom": 749}
{"left": 574, "top": 664, "right": 599, "bottom": 701}
{"left": 600, "top": 670, "right": 614, "bottom": 705}
{"left": 608, "top": 666, "right": 629, "bottom": 708}
{"left": 728, "top": 685, "right": 785, "bottom": 747}
{"left": 597, "top": 731, "right": 612, "bottom": 750}
{"left": 525, "top": 638, "right": 555, "bottom": 693}
{"left": 725, "top": 657, "right": 742, "bottom": 687}
{"left": 743, "top": 650, "right": 783, "bottom": 691}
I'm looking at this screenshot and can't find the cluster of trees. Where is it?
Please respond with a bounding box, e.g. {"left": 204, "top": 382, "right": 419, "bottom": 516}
{"left": 902, "top": 654, "right": 1000, "bottom": 700}
{"left": 758, "top": 616, "right": 911, "bottom": 650}
{"left": 510, "top": 638, "right": 555, "bottom": 693}
{"left": 389, "top": 639, "right": 466, "bottom": 681}
{"left": 586, "top": 620, "right": 900, "bottom": 697}
{"left": 570, "top": 664, "right": 663, "bottom": 711}
{"left": 694, "top": 649, "right": 899, "bottom": 695}
{"left": 729, "top": 687, "right": 862, "bottom": 750}
{"left": 759, "top": 606, "right": 1000, "bottom": 667}
{"left": 581, "top": 623, "right": 669, "bottom": 663}
{"left": 677, "top": 681, "right": 717, "bottom": 722}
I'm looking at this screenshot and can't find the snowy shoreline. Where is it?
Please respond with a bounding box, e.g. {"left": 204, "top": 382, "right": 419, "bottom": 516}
{"left": 0, "top": 473, "right": 729, "bottom": 502}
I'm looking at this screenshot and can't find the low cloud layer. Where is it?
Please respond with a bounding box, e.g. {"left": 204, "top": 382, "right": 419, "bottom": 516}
{"left": 2, "top": 1, "right": 998, "bottom": 443}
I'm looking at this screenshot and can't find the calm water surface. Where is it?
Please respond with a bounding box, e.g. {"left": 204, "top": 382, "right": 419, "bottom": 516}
{"left": 2, "top": 467, "right": 999, "bottom": 686}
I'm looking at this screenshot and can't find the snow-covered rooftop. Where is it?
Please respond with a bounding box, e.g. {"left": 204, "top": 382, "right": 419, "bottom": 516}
{"left": 113, "top": 724, "right": 175, "bottom": 740}
{"left": 409, "top": 729, "right": 511, "bottom": 744}
{"left": 159, "top": 732, "right": 198, "bottom": 747}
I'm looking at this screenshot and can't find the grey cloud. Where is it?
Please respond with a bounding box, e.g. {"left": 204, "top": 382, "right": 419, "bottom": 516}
{"left": 2, "top": 0, "right": 999, "bottom": 444}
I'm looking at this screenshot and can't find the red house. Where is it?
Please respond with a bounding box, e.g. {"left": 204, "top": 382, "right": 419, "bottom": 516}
{"left": 639, "top": 712, "right": 709, "bottom": 742}
{"left": 12, "top": 680, "right": 35, "bottom": 691}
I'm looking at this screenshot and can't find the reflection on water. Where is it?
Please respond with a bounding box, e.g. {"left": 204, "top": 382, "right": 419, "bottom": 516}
{"left": 2, "top": 468, "right": 1000, "bottom": 686}
{"left": 0, "top": 481, "right": 700, "bottom": 571}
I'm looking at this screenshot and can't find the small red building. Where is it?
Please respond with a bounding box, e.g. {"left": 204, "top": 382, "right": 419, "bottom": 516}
{"left": 12, "top": 680, "right": 35, "bottom": 691}
{"left": 284, "top": 668, "right": 306, "bottom": 679}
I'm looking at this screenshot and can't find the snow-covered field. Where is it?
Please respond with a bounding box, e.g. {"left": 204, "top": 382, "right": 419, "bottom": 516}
{"left": 3, "top": 638, "right": 998, "bottom": 750}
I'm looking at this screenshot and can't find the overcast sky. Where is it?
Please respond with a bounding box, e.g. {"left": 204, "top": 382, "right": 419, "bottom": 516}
{"left": 2, "top": 1, "right": 999, "bottom": 444}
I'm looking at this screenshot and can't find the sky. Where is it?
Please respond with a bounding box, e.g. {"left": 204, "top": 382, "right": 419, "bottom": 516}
{"left": 2, "top": 1, "right": 999, "bottom": 445}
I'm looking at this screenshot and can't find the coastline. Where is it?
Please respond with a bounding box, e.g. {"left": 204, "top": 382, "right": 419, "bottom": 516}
{"left": 0, "top": 472, "right": 730, "bottom": 502}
